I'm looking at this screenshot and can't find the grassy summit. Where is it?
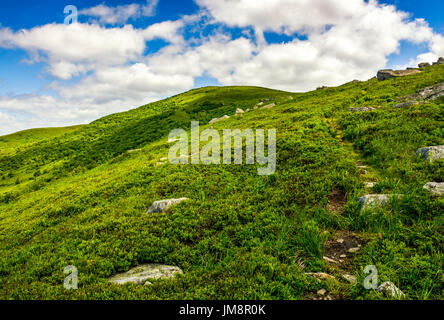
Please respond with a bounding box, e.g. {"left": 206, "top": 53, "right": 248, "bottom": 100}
{"left": 0, "top": 65, "right": 443, "bottom": 300}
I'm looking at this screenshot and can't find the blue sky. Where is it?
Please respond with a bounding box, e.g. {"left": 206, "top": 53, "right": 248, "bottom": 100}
{"left": 0, "top": 0, "right": 443, "bottom": 135}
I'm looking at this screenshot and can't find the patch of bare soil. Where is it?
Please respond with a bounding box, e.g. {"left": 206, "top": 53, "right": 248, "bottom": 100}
{"left": 326, "top": 189, "right": 347, "bottom": 214}
{"left": 323, "top": 230, "right": 366, "bottom": 269}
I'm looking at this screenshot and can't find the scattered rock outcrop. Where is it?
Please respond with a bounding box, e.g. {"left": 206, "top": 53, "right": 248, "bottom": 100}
{"left": 209, "top": 115, "right": 230, "bottom": 124}
{"left": 433, "top": 57, "right": 444, "bottom": 65}
{"left": 377, "top": 282, "right": 405, "bottom": 299}
{"left": 108, "top": 264, "right": 183, "bottom": 286}
{"left": 423, "top": 182, "right": 444, "bottom": 197}
{"left": 359, "top": 194, "right": 403, "bottom": 210}
{"left": 377, "top": 69, "right": 421, "bottom": 81}
{"left": 418, "top": 62, "right": 430, "bottom": 68}
{"left": 349, "top": 107, "right": 376, "bottom": 112}
{"left": 415, "top": 146, "right": 444, "bottom": 162}
{"left": 416, "top": 82, "right": 444, "bottom": 101}
{"left": 147, "top": 198, "right": 188, "bottom": 214}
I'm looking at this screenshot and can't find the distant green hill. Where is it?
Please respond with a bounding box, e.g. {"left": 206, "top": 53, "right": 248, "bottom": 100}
{"left": 0, "top": 125, "right": 83, "bottom": 157}
{"left": 0, "top": 66, "right": 442, "bottom": 300}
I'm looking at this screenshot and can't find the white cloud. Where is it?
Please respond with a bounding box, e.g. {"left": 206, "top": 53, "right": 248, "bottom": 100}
{"left": 80, "top": 0, "right": 159, "bottom": 25}
{"left": 1, "top": 0, "right": 444, "bottom": 136}
{"left": 193, "top": 0, "right": 443, "bottom": 90}
{"left": 0, "top": 20, "right": 184, "bottom": 79}
{"left": 0, "top": 111, "right": 23, "bottom": 135}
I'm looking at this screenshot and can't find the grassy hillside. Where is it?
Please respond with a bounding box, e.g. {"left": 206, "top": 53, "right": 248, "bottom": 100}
{"left": 0, "top": 66, "right": 443, "bottom": 300}
{"left": 0, "top": 125, "right": 83, "bottom": 157}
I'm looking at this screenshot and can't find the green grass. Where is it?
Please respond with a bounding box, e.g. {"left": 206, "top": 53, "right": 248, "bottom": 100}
{"left": 0, "top": 67, "right": 442, "bottom": 300}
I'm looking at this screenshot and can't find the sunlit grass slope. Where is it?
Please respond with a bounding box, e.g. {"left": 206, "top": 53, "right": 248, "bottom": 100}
{"left": 0, "top": 67, "right": 443, "bottom": 300}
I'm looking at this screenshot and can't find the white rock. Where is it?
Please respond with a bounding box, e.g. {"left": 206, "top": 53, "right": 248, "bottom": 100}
{"left": 323, "top": 256, "right": 339, "bottom": 264}
{"left": 342, "top": 274, "right": 357, "bottom": 284}
{"left": 109, "top": 264, "right": 183, "bottom": 286}
{"left": 359, "top": 194, "right": 403, "bottom": 210}
{"left": 415, "top": 146, "right": 444, "bottom": 162}
{"left": 235, "top": 108, "right": 244, "bottom": 115}
{"left": 261, "top": 103, "right": 276, "bottom": 110}
{"left": 147, "top": 198, "right": 188, "bottom": 214}
{"left": 317, "top": 289, "right": 327, "bottom": 296}
{"left": 348, "top": 247, "right": 360, "bottom": 253}
{"left": 377, "top": 282, "right": 405, "bottom": 299}
{"left": 305, "top": 272, "right": 336, "bottom": 280}
{"left": 365, "top": 182, "right": 375, "bottom": 188}
{"left": 423, "top": 182, "right": 444, "bottom": 197}
{"left": 209, "top": 115, "right": 230, "bottom": 124}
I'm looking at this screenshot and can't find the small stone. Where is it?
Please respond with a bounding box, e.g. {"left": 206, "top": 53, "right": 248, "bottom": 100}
{"left": 305, "top": 272, "right": 336, "bottom": 280}
{"left": 365, "top": 182, "right": 375, "bottom": 188}
{"left": 340, "top": 254, "right": 347, "bottom": 258}
{"left": 261, "top": 103, "right": 276, "bottom": 110}
{"left": 349, "top": 107, "right": 375, "bottom": 112}
{"left": 423, "top": 182, "right": 444, "bottom": 197}
{"left": 415, "top": 146, "right": 444, "bottom": 162}
{"left": 323, "top": 256, "right": 339, "bottom": 264}
{"left": 235, "top": 108, "right": 244, "bottom": 115}
{"left": 317, "top": 289, "right": 327, "bottom": 296}
{"left": 348, "top": 247, "right": 360, "bottom": 253}
{"left": 126, "top": 149, "right": 142, "bottom": 153}
{"left": 377, "top": 282, "right": 405, "bottom": 298}
{"left": 147, "top": 198, "right": 189, "bottom": 214}
{"left": 160, "top": 157, "right": 168, "bottom": 161}
{"left": 336, "top": 238, "right": 344, "bottom": 244}
{"left": 342, "top": 274, "right": 357, "bottom": 284}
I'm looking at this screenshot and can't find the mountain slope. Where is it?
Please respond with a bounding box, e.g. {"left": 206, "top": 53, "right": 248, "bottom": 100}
{"left": 0, "top": 67, "right": 443, "bottom": 300}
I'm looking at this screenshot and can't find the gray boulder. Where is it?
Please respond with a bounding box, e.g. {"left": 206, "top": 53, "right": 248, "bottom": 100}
{"left": 147, "top": 198, "right": 188, "bottom": 214}
{"left": 437, "top": 57, "right": 444, "bottom": 65}
{"left": 415, "top": 146, "right": 444, "bottom": 162}
{"left": 359, "top": 194, "right": 403, "bottom": 210}
{"left": 109, "top": 264, "right": 183, "bottom": 286}
{"left": 393, "top": 101, "right": 414, "bottom": 108}
{"left": 423, "top": 182, "right": 444, "bottom": 197}
{"left": 418, "top": 62, "right": 430, "bottom": 68}
{"left": 377, "top": 69, "right": 421, "bottom": 81}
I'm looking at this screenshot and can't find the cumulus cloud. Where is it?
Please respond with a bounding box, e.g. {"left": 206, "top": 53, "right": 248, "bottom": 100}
{"left": 0, "top": 20, "right": 184, "bottom": 79}
{"left": 80, "top": 0, "right": 159, "bottom": 25}
{"left": 1, "top": 0, "right": 444, "bottom": 135}
{"left": 193, "top": 0, "right": 442, "bottom": 90}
